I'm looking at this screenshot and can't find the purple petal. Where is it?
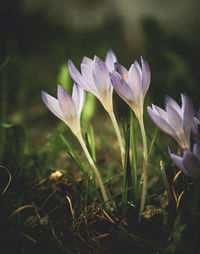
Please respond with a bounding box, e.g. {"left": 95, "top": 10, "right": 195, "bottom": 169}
{"left": 41, "top": 90, "right": 63, "bottom": 120}
{"left": 105, "top": 48, "right": 117, "bottom": 71}
{"left": 128, "top": 62, "right": 142, "bottom": 99}
{"left": 181, "top": 94, "right": 194, "bottom": 132}
{"left": 93, "top": 56, "right": 111, "bottom": 95}
{"left": 110, "top": 70, "right": 135, "bottom": 105}
{"left": 141, "top": 57, "right": 151, "bottom": 96}
{"left": 152, "top": 104, "right": 168, "bottom": 120}
{"left": 193, "top": 143, "right": 200, "bottom": 164}
{"left": 183, "top": 149, "right": 200, "bottom": 179}
{"left": 72, "top": 83, "right": 86, "bottom": 116}
{"left": 68, "top": 60, "right": 86, "bottom": 89}
{"left": 81, "top": 63, "right": 98, "bottom": 94}
{"left": 57, "top": 85, "right": 77, "bottom": 120}
{"left": 147, "top": 106, "right": 176, "bottom": 136}
{"left": 164, "top": 95, "right": 181, "bottom": 115}
{"left": 114, "top": 62, "right": 128, "bottom": 78}
{"left": 134, "top": 61, "right": 142, "bottom": 78}
{"left": 168, "top": 146, "right": 185, "bottom": 171}
{"left": 166, "top": 103, "right": 182, "bottom": 133}
{"left": 82, "top": 56, "right": 94, "bottom": 68}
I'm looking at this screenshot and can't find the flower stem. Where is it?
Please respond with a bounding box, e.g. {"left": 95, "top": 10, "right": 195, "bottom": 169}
{"left": 109, "top": 111, "right": 125, "bottom": 167}
{"left": 160, "top": 160, "right": 173, "bottom": 202}
{"left": 78, "top": 134, "right": 112, "bottom": 210}
{"left": 138, "top": 116, "right": 148, "bottom": 212}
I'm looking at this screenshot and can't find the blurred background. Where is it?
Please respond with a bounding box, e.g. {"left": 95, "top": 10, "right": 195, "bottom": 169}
{"left": 0, "top": 0, "right": 200, "bottom": 170}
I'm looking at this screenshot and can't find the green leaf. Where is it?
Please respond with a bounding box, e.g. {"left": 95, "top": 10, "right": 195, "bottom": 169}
{"left": 122, "top": 121, "right": 133, "bottom": 204}
{"left": 129, "top": 110, "right": 139, "bottom": 203}
{"left": 84, "top": 126, "right": 96, "bottom": 162}
{"left": 148, "top": 127, "right": 158, "bottom": 157}
{"left": 82, "top": 93, "right": 96, "bottom": 122}
{"left": 1, "top": 122, "right": 15, "bottom": 128}
{"left": 59, "top": 133, "right": 88, "bottom": 176}
{"left": 164, "top": 213, "right": 187, "bottom": 253}
{"left": 57, "top": 63, "right": 71, "bottom": 91}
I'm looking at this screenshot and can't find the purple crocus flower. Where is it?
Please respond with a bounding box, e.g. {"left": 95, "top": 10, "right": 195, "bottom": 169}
{"left": 68, "top": 48, "right": 117, "bottom": 113}
{"left": 110, "top": 57, "right": 151, "bottom": 119}
{"left": 147, "top": 94, "right": 194, "bottom": 150}
{"left": 110, "top": 57, "right": 151, "bottom": 211}
{"left": 168, "top": 142, "right": 200, "bottom": 179}
{"left": 41, "top": 84, "right": 85, "bottom": 137}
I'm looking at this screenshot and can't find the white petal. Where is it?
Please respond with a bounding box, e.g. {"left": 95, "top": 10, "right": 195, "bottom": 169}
{"left": 41, "top": 90, "right": 63, "bottom": 121}
{"left": 57, "top": 85, "right": 77, "bottom": 122}
{"left": 105, "top": 48, "right": 117, "bottom": 71}
{"left": 128, "top": 62, "right": 142, "bottom": 100}
{"left": 72, "top": 83, "right": 86, "bottom": 116}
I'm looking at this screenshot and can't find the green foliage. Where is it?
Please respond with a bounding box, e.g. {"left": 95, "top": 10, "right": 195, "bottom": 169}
{"left": 164, "top": 214, "right": 187, "bottom": 253}
{"left": 122, "top": 122, "right": 132, "bottom": 204}
{"left": 57, "top": 62, "right": 71, "bottom": 91}
{"left": 59, "top": 132, "right": 89, "bottom": 176}
{"left": 84, "top": 126, "right": 96, "bottom": 162}
{"left": 82, "top": 93, "right": 96, "bottom": 123}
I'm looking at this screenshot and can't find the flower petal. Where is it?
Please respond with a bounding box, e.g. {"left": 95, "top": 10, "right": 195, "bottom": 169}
{"left": 181, "top": 94, "right": 194, "bottom": 132}
{"left": 41, "top": 90, "right": 63, "bottom": 120}
{"left": 128, "top": 62, "right": 142, "bottom": 99}
{"left": 166, "top": 102, "right": 182, "bottom": 133}
{"left": 93, "top": 56, "right": 111, "bottom": 95}
{"left": 114, "top": 62, "right": 128, "bottom": 78}
{"left": 81, "top": 63, "right": 98, "bottom": 95}
{"left": 152, "top": 104, "right": 169, "bottom": 121}
{"left": 82, "top": 56, "right": 94, "bottom": 68}
{"left": 165, "top": 95, "right": 181, "bottom": 115}
{"left": 57, "top": 85, "right": 77, "bottom": 121}
{"left": 110, "top": 70, "right": 135, "bottom": 105}
{"left": 141, "top": 57, "right": 151, "bottom": 96}
{"left": 193, "top": 143, "right": 200, "bottom": 164}
{"left": 183, "top": 149, "right": 200, "bottom": 179}
{"left": 147, "top": 106, "right": 176, "bottom": 136}
{"left": 105, "top": 48, "right": 117, "bottom": 71}
{"left": 72, "top": 83, "right": 86, "bottom": 117}
{"left": 68, "top": 60, "right": 87, "bottom": 89}
{"left": 168, "top": 147, "right": 185, "bottom": 171}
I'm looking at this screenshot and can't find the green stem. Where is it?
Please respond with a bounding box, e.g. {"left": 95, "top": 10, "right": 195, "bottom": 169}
{"left": 138, "top": 116, "right": 148, "bottom": 212}
{"left": 77, "top": 133, "right": 111, "bottom": 210}
{"left": 160, "top": 160, "right": 173, "bottom": 202}
{"left": 108, "top": 111, "right": 125, "bottom": 167}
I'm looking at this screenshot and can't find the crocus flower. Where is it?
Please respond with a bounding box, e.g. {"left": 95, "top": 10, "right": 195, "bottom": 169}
{"left": 68, "top": 49, "right": 125, "bottom": 166}
{"left": 68, "top": 48, "right": 117, "bottom": 113}
{"left": 41, "top": 84, "right": 111, "bottom": 209}
{"left": 169, "top": 142, "right": 200, "bottom": 179}
{"left": 110, "top": 57, "right": 151, "bottom": 119}
{"left": 110, "top": 57, "right": 151, "bottom": 212}
{"left": 41, "top": 84, "right": 85, "bottom": 138}
{"left": 147, "top": 94, "right": 194, "bottom": 150}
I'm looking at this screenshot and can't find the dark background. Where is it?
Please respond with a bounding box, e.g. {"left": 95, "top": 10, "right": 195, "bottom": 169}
{"left": 0, "top": 0, "right": 200, "bottom": 128}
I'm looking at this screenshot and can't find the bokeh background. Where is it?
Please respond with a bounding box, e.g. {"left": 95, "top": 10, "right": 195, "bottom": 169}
{"left": 0, "top": 0, "right": 200, "bottom": 168}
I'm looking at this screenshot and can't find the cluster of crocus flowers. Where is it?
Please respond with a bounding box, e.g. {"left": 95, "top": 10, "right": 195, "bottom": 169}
{"left": 41, "top": 84, "right": 111, "bottom": 209}
{"left": 110, "top": 57, "right": 151, "bottom": 211}
{"left": 68, "top": 49, "right": 125, "bottom": 166}
{"left": 42, "top": 48, "right": 151, "bottom": 212}
{"left": 148, "top": 94, "right": 200, "bottom": 180}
